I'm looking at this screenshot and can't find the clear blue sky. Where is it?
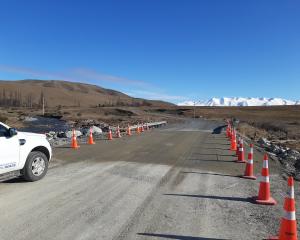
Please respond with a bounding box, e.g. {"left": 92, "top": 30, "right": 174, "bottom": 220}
{"left": 0, "top": 0, "right": 299, "bottom": 103}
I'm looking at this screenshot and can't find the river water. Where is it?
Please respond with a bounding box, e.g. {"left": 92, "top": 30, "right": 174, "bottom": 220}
{"left": 19, "top": 116, "right": 70, "bottom": 133}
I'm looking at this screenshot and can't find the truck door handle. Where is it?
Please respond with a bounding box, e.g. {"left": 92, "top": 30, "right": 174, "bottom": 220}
{"left": 19, "top": 139, "right": 26, "bottom": 146}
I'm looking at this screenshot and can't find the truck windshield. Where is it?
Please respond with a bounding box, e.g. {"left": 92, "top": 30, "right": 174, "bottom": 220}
{"left": 0, "top": 124, "right": 8, "bottom": 137}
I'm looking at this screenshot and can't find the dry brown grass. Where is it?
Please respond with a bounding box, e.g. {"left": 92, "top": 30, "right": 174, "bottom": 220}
{"left": 177, "top": 105, "right": 300, "bottom": 150}
{"left": 2, "top": 104, "right": 300, "bottom": 151}
{"left": 0, "top": 80, "right": 173, "bottom": 108}
{"left": 0, "top": 105, "right": 183, "bottom": 129}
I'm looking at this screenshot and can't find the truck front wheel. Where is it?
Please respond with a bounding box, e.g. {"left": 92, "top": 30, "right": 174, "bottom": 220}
{"left": 23, "top": 151, "right": 49, "bottom": 182}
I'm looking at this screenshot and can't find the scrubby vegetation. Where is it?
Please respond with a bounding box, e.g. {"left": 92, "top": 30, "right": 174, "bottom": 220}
{"left": 0, "top": 114, "right": 8, "bottom": 123}
{"left": 179, "top": 105, "right": 300, "bottom": 151}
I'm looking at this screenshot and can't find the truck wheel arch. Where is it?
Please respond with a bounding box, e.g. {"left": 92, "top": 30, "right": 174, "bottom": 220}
{"left": 30, "top": 146, "right": 50, "bottom": 161}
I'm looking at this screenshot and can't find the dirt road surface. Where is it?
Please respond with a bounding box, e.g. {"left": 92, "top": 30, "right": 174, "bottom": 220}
{"left": 0, "top": 119, "right": 299, "bottom": 240}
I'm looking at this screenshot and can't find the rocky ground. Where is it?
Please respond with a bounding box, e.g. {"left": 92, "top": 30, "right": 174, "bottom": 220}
{"left": 45, "top": 122, "right": 165, "bottom": 147}
{"left": 177, "top": 105, "right": 300, "bottom": 183}
{"left": 2, "top": 119, "right": 297, "bottom": 240}
{"left": 235, "top": 122, "right": 300, "bottom": 182}
{"left": 0, "top": 105, "right": 183, "bottom": 129}
{"left": 1, "top": 105, "right": 300, "bottom": 182}
{"left": 257, "top": 137, "right": 300, "bottom": 181}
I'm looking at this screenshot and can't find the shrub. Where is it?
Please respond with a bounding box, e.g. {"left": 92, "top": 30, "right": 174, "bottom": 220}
{"left": 0, "top": 115, "right": 8, "bottom": 123}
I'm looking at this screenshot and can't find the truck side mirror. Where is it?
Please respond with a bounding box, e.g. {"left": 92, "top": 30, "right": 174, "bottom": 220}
{"left": 8, "top": 128, "right": 18, "bottom": 137}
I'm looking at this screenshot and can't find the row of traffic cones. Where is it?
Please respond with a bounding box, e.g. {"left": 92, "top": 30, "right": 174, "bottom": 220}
{"left": 225, "top": 122, "right": 298, "bottom": 239}
{"left": 136, "top": 123, "right": 149, "bottom": 134}
{"left": 107, "top": 125, "right": 127, "bottom": 140}
{"left": 71, "top": 123, "right": 150, "bottom": 149}
{"left": 227, "top": 123, "right": 276, "bottom": 204}
{"left": 72, "top": 128, "right": 97, "bottom": 148}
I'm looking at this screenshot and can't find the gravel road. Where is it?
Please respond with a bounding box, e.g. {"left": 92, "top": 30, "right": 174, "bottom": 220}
{"left": 0, "top": 119, "right": 298, "bottom": 240}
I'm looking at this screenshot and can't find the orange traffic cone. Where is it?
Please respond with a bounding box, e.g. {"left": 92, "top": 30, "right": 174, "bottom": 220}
{"left": 127, "top": 124, "right": 132, "bottom": 136}
{"left": 236, "top": 138, "right": 246, "bottom": 163}
{"left": 71, "top": 129, "right": 80, "bottom": 149}
{"left": 88, "top": 128, "right": 95, "bottom": 145}
{"left": 226, "top": 123, "right": 231, "bottom": 138}
{"left": 226, "top": 125, "right": 229, "bottom": 137}
{"left": 141, "top": 123, "right": 145, "bottom": 132}
{"left": 230, "top": 130, "right": 237, "bottom": 151}
{"left": 236, "top": 137, "right": 240, "bottom": 156}
{"left": 269, "top": 177, "right": 297, "bottom": 240}
{"left": 253, "top": 154, "right": 276, "bottom": 205}
{"left": 136, "top": 124, "right": 141, "bottom": 134}
{"left": 116, "top": 125, "right": 121, "bottom": 138}
{"left": 107, "top": 129, "right": 113, "bottom": 140}
{"left": 242, "top": 144, "right": 256, "bottom": 180}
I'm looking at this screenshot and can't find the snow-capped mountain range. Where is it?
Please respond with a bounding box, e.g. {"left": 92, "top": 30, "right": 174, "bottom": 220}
{"left": 178, "top": 97, "right": 300, "bottom": 107}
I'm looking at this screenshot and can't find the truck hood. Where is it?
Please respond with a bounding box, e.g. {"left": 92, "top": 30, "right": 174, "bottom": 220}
{"left": 18, "top": 131, "right": 46, "bottom": 138}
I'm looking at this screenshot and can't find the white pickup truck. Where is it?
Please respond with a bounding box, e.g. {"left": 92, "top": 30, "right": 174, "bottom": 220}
{"left": 0, "top": 121, "right": 52, "bottom": 181}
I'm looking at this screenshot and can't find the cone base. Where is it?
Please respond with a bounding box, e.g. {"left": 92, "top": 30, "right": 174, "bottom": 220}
{"left": 241, "top": 175, "right": 257, "bottom": 180}
{"left": 71, "top": 146, "right": 80, "bottom": 149}
{"left": 253, "top": 196, "right": 277, "bottom": 205}
{"left": 88, "top": 142, "right": 95, "bottom": 145}
{"left": 236, "top": 160, "right": 246, "bottom": 163}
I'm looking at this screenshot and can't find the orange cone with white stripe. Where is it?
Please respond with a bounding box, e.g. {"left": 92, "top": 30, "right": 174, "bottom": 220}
{"left": 230, "top": 130, "right": 237, "bottom": 151}
{"left": 71, "top": 129, "right": 80, "bottom": 149}
{"left": 116, "top": 125, "right": 121, "bottom": 138}
{"left": 236, "top": 138, "right": 246, "bottom": 163}
{"left": 254, "top": 154, "right": 276, "bottom": 205}
{"left": 269, "top": 177, "right": 297, "bottom": 240}
{"left": 88, "top": 128, "right": 95, "bottom": 145}
{"left": 242, "top": 144, "right": 256, "bottom": 180}
{"left": 127, "top": 124, "right": 132, "bottom": 136}
{"left": 226, "top": 124, "right": 230, "bottom": 138}
{"left": 229, "top": 125, "right": 232, "bottom": 139}
{"left": 236, "top": 137, "right": 240, "bottom": 156}
{"left": 141, "top": 123, "right": 145, "bottom": 132}
{"left": 107, "top": 129, "right": 113, "bottom": 140}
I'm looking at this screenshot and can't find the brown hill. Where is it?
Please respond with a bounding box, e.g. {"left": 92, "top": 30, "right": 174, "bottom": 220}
{"left": 0, "top": 80, "right": 174, "bottom": 108}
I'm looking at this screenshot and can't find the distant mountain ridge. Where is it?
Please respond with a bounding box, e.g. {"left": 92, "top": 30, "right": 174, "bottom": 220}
{"left": 178, "top": 97, "right": 300, "bottom": 107}
{"left": 0, "top": 80, "right": 174, "bottom": 108}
